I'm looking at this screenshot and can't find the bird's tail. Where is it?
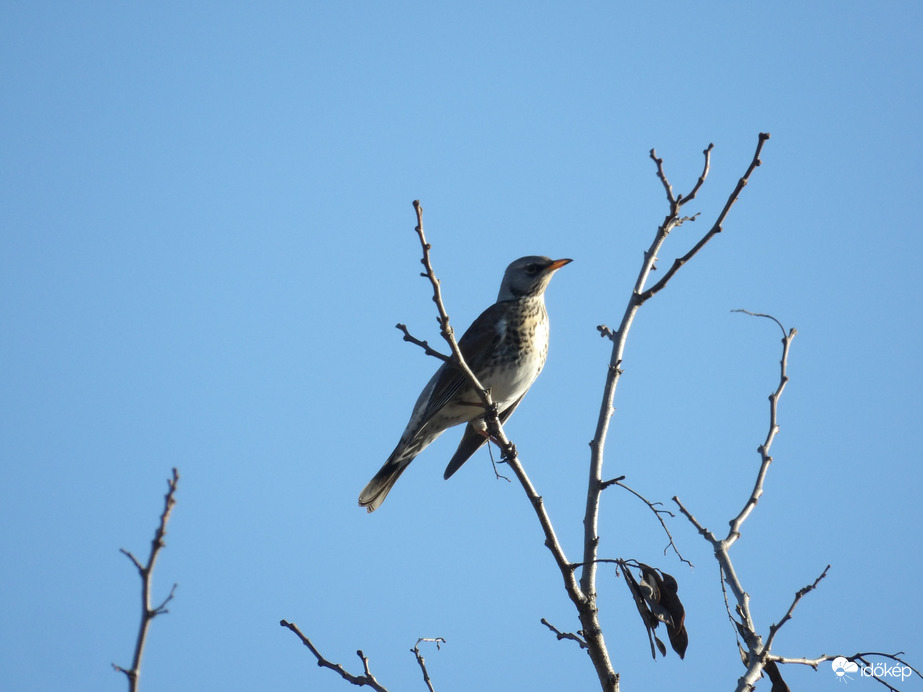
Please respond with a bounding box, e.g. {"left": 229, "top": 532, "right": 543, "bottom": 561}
{"left": 358, "top": 457, "right": 411, "bottom": 513}
{"left": 360, "top": 429, "right": 443, "bottom": 512}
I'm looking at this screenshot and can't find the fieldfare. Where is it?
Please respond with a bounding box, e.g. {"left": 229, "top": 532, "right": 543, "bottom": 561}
{"left": 358, "top": 255, "right": 571, "bottom": 512}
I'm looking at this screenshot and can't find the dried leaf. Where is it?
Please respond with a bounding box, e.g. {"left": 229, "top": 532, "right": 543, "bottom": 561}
{"left": 621, "top": 561, "right": 689, "bottom": 659}
{"left": 764, "top": 661, "right": 790, "bottom": 692}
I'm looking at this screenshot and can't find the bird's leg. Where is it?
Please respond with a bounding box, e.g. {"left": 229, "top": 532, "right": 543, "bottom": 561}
{"left": 469, "top": 411, "right": 502, "bottom": 444}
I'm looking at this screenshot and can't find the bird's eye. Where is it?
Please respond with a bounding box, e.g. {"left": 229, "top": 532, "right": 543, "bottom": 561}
{"left": 525, "top": 263, "right": 539, "bottom": 275}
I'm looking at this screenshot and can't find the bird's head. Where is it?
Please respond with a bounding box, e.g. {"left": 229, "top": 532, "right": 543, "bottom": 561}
{"left": 497, "top": 256, "right": 572, "bottom": 301}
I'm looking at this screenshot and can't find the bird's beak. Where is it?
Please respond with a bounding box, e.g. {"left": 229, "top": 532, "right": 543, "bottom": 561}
{"left": 548, "top": 258, "right": 573, "bottom": 271}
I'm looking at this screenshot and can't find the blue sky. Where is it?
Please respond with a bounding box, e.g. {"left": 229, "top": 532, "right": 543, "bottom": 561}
{"left": 2, "top": 2, "right": 921, "bottom": 691}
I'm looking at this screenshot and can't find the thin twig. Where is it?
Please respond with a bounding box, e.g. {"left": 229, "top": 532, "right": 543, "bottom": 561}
{"left": 716, "top": 562, "right": 749, "bottom": 661}
{"left": 485, "top": 440, "right": 512, "bottom": 482}
{"left": 650, "top": 143, "right": 714, "bottom": 213}
{"left": 763, "top": 565, "right": 830, "bottom": 654}
{"left": 602, "top": 476, "right": 692, "bottom": 567}
{"left": 396, "top": 323, "right": 451, "bottom": 362}
{"left": 280, "top": 620, "right": 389, "bottom": 692}
{"left": 410, "top": 201, "right": 490, "bottom": 399}
{"left": 411, "top": 638, "right": 446, "bottom": 692}
{"left": 678, "top": 144, "right": 714, "bottom": 205}
{"left": 671, "top": 496, "right": 712, "bottom": 538}
{"left": 596, "top": 324, "right": 617, "bottom": 341}
{"left": 727, "top": 312, "right": 797, "bottom": 545}
{"left": 650, "top": 148, "right": 679, "bottom": 208}
{"left": 569, "top": 558, "right": 624, "bottom": 571}
{"left": 112, "top": 468, "right": 180, "bottom": 692}
{"left": 541, "top": 618, "right": 588, "bottom": 649}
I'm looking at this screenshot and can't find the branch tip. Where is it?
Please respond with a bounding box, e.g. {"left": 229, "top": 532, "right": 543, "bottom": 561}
{"left": 114, "top": 468, "right": 181, "bottom": 691}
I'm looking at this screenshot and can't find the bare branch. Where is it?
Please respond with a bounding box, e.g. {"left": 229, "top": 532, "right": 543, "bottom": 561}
{"left": 584, "top": 135, "right": 771, "bottom": 648}
{"left": 411, "top": 638, "right": 446, "bottom": 692}
{"left": 541, "top": 618, "right": 588, "bottom": 649}
{"left": 671, "top": 312, "right": 797, "bottom": 692}
{"left": 410, "top": 200, "right": 490, "bottom": 399}
{"left": 570, "top": 558, "right": 623, "bottom": 571}
{"left": 639, "top": 133, "right": 770, "bottom": 303}
{"left": 596, "top": 324, "right": 617, "bottom": 341}
{"left": 603, "top": 476, "right": 692, "bottom": 567}
{"left": 395, "top": 322, "right": 451, "bottom": 362}
{"left": 584, "top": 190, "right": 670, "bottom": 616}
{"left": 119, "top": 548, "right": 144, "bottom": 573}
{"left": 770, "top": 651, "right": 921, "bottom": 690}
{"left": 280, "top": 620, "right": 389, "bottom": 692}
{"left": 678, "top": 144, "right": 714, "bottom": 206}
{"left": 649, "top": 148, "right": 678, "bottom": 207}
{"left": 763, "top": 565, "right": 830, "bottom": 654}
{"left": 112, "top": 468, "right": 180, "bottom": 692}
{"left": 151, "top": 583, "right": 178, "bottom": 616}
{"left": 650, "top": 143, "right": 714, "bottom": 213}
{"left": 731, "top": 309, "right": 786, "bottom": 336}
{"left": 671, "top": 495, "right": 713, "bottom": 539}
{"left": 727, "top": 312, "right": 797, "bottom": 545}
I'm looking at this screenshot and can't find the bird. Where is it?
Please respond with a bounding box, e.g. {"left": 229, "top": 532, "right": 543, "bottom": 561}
{"left": 358, "top": 255, "right": 572, "bottom": 512}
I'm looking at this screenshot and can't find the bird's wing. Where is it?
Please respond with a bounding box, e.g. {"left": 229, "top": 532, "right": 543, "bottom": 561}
{"left": 442, "top": 393, "right": 524, "bottom": 480}
{"left": 419, "top": 301, "right": 510, "bottom": 423}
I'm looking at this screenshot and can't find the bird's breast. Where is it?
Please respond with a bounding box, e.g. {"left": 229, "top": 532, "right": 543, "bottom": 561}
{"left": 478, "top": 299, "right": 549, "bottom": 407}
